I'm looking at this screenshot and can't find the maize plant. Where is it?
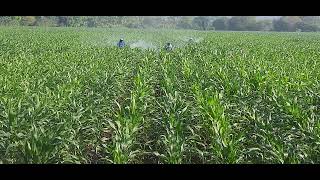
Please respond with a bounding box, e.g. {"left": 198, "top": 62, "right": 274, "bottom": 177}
{"left": 0, "top": 27, "right": 320, "bottom": 164}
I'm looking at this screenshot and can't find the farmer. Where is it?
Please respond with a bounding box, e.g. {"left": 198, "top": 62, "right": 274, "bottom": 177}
{"left": 117, "top": 38, "right": 126, "bottom": 48}
{"left": 188, "top": 38, "right": 194, "bottom": 44}
{"left": 164, "top": 42, "right": 173, "bottom": 51}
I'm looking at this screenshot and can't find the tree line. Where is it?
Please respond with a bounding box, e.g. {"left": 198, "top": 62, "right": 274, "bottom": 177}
{"left": 1, "top": 16, "right": 319, "bottom": 32}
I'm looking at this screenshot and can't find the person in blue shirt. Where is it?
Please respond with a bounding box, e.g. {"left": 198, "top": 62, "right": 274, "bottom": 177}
{"left": 117, "top": 38, "right": 125, "bottom": 48}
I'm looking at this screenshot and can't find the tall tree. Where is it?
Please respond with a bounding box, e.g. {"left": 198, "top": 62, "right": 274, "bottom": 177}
{"left": 20, "top": 16, "right": 37, "bottom": 26}
{"left": 192, "top": 16, "right": 210, "bottom": 30}
{"left": 212, "top": 17, "right": 229, "bottom": 30}
{"left": 273, "top": 16, "right": 302, "bottom": 31}
{"left": 228, "top": 16, "right": 256, "bottom": 31}
{"left": 176, "top": 16, "right": 193, "bottom": 29}
{"left": 301, "top": 16, "right": 320, "bottom": 27}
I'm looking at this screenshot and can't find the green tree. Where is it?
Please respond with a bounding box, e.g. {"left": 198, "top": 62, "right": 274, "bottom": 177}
{"left": 20, "top": 16, "right": 37, "bottom": 26}
{"left": 142, "top": 16, "right": 158, "bottom": 28}
{"left": 228, "top": 16, "right": 256, "bottom": 31}
{"left": 192, "top": 16, "right": 210, "bottom": 30}
{"left": 252, "top": 20, "right": 273, "bottom": 31}
{"left": 0, "top": 16, "right": 14, "bottom": 25}
{"left": 56, "top": 16, "right": 69, "bottom": 26}
{"left": 33, "top": 16, "right": 57, "bottom": 27}
{"left": 273, "top": 16, "right": 302, "bottom": 32}
{"left": 176, "top": 16, "right": 193, "bottom": 29}
{"left": 212, "top": 17, "right": 229, "bottom": 30}
{"left": 301, "top": 16, "right": 320, "bottom": 28}
{"left": 295, "top": 21, "right": 319, "bottom": 32}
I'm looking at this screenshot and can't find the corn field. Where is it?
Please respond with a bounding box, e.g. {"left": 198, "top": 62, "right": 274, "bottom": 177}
{"left": 1, "top": 27, "right": 320, "bottom": 164}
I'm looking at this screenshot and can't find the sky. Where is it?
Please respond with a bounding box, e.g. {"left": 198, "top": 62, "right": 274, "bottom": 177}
{"left": 255, "top": 16, "right": 282, "bottom": 20}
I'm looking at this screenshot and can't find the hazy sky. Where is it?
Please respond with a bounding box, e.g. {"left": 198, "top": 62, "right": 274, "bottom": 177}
{"left": 255, "top": 16, "right": 282, "bottom": 20}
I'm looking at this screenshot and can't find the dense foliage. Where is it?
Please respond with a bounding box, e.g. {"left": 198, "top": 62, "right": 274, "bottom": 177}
{"left": 1, "top": 16, "right": 320, "bottom": 32}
